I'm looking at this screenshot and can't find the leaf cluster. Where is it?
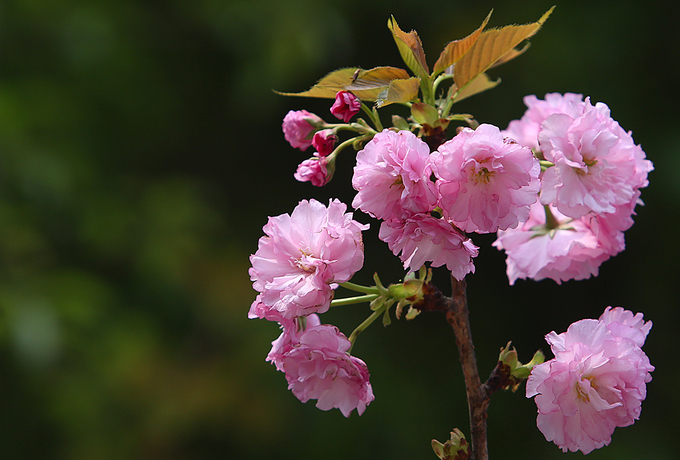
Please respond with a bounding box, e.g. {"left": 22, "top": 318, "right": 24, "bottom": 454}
{"left": 278, "top": 7, "right": 554, "bottom": 110}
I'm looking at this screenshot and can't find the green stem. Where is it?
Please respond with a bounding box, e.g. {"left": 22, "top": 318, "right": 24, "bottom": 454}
{"left": 360, "top": 103, "right": 383, "bottom": 131}
{"left": 432, "top": 73, "right": 454, "bottom": 96}
{"left": 544, "top": 205, "right": 560, "bottom": 230}
{"left": 331, "top": 294, "right": 379, "bottom": 307}
{"left": 348, "top": 306, "right": 385, "bottom": 353}
{"left": 340, "top": 281, "right": 380, "bottom": 295}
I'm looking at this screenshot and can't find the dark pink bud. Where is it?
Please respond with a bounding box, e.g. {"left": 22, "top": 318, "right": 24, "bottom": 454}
{"left": 312, "top": 129, "right": 338, "bottom": 157}
{"left": 330, "top": 91, "right": 361, "bottom": 123}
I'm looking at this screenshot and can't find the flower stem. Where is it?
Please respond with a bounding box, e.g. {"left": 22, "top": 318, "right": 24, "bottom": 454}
{"left": 347, "top": 306, "right": 385, "bottom": 353}
{"left": 340, "top": 281, "right": 380, "bottom": 295}
{"left": 331, "top": 294, "right": 379, "bottom": 307}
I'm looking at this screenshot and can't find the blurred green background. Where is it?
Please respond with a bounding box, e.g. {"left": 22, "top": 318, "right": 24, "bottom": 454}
{"left": 0, "top": 0, "right": 677, "bottom": 459}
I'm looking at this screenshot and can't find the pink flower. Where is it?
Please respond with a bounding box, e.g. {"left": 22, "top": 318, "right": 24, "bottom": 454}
{"left": 503, "top": 92, "right": 585, "bottom": 149}
{"left": 431, "top": 124, "right": 540, "bottom": 233}
{"left": 379, "top": 214, "right": 478, "bottom": 279}
{"left": 249, "top": 199, "right": 368, "bottom": 320}
{"left": 282, "top": 110, "right": 323, "bottom": 150}
{"left": 493, "top": 202, "right": 624, "bottom": 285}
{"left": 294, "top": 157, "right": 330, "bottom": 187}
{"left": 311, "top": 129, "right": 338, "bottom": 157}
{"left": 600, "top": 306, "right": 652, "bottom": 348}
{"left": 527, "top": 309, "right": 654, "bottom": 454}
{"left": 330, "top": 91, "right": 361, "bottom": 123}
{"left": 538, "top": 98, "right": 653, "bottom": 219}
{"left": 352, "top": 130, "right": 437, "bottom": 220}
{"left": 273, "top": 314, "right": 374, "bottom": 417}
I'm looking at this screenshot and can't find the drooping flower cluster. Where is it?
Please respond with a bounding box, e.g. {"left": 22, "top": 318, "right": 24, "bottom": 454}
{"left": 267, "top": 314, "right": 374, "bottom": 417}
{"left": 249, "top": 199, "right": 374, "bottom": 416}
{"left": 496, "top": 93, "right": 653, "bottom": 284}
{"left": 526, "top": 307, "right": 654, "bottom": 454}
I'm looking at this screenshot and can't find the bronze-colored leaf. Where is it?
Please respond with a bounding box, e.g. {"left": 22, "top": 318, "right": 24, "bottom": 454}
{"left": 376, "top": 77, "right": 421, "bottom": 107}
{"left": 275, "top": 67, "right": 359, "bottom": 99}
{"left": 489, "top": 42, "right": 531, "bottom": 70}
{"left": 453, "top": 6, "right": 554, "bottom": 91}
{"left": 345, "top": 67, "right": 411, "bottom": 100}
{"left": 450, "top": 73, "right": 501, "bottom": 104}
{"left": 433, "top": 10, "right": 493, "bottom": 75}
{"left": 388, "top": 16, "right": 429, "bottom": 78}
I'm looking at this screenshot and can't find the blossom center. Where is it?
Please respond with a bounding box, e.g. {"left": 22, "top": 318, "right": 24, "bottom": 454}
{"left": 295, "top": 251, "right": 324, "bottom": 273}
{"left": 471, "top": 167, "right": 495, "bottom": 185}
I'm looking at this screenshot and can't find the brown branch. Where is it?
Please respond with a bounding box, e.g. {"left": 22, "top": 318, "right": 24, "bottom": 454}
{"left": 445, "top": 276, "right": 489, "bottom": 460}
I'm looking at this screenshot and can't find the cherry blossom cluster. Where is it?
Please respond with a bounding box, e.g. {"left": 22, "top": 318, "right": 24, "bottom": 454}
{"left": 248, "top": 198, "right": 374, "bottom": 416}
{"left": 527, "top": 307, "right": 654, "bottom": 454}
{"left": 495, "top": 93, "right": 653, "bottom": 284}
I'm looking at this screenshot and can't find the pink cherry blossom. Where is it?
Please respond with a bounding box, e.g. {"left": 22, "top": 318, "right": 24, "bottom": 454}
{"left": 294, "top": 157, "right": 330, "bottom": 187}
{"left": 311, "top": 129, "right": 338, "bottom": 157}
{"left": 379, "top": 214, "right": 478, "bottom": 279}
{"left": 503, "top": 92, "right": 585, "bottom": 149}
{"left": 538, "top": 98, "right": 653, "bottom": 219}
{"left": 275, "top": 314, "right": 374, "bottom": 417}
{"left": 282, "top": 110, "right": 323, "bottom": 150}
{"left": 330, "top": 91, "right": 361, "bottom": 123}
{"left": 493, "top": 202, "right": 624, "bottom": 285}
{"left": 352, "top": 129, "right": 437, "bottom": 220}
{"left": 249, "top": 199, "right": 368, "bottom": 319}
{"left": 431, "top": 123, "right": 540, "bottom": 233}
{"left": 600, "top": 306, "right": 652, "bottom": 347}
{"left": 527, "top": 311, "right": 653, "bottom": 454}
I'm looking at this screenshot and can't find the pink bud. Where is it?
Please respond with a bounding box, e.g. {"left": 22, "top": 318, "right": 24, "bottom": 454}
{"left": 282, "top": 110, "right": 323, "bottom": 150}
{"left": 311, "top": 129, "right": 338, "bottom": 157}
{"left": 331, "top": 91, "right": 361, "bottom": 123}
{"left": 294, "top": 158, "right": 330, "bottom": 187}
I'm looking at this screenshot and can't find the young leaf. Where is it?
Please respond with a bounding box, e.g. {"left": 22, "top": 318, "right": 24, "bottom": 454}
{"left": 276, "top": 67, "right": 359, "bottom": 99}
{"left": 453, "top": 6, "right": 554, "bottom": 91}
{"left": 432, "top": 10, "right": 493, "bottom": 75}
{"left": 375, "top": 77, "right": 421, "bottom": 107}
{"left": 411, "top": 102, "right": 440, "bottom": 126}
{"left": 388, "top": 16, "right": 429, "bottom": 79}
{"left": 449, "top": 72, "right": 501, "bottom": 104}
{"left": 345, "top": 67, "right": 412, "bottom": 101}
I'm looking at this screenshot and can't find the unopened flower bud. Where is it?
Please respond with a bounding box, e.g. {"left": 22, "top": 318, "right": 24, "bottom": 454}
{"left": 331, "top": 91, "right": 361, "bottom": 123}
{"left": 312, "top": 129, "right": 338, "bottom": 157}
{"left": 294, "top": 157, "right": 334, "bottom": 187}
{"left": 282, "top": 110, "right": 324, "bottom": 150}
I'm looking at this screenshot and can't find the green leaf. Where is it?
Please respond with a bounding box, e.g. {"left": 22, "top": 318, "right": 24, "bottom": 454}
{"left": 433, "top": 10, "right": 493, "bottom": 75}
{"left": 277, "top": 66, "right": 416, "bottom": 103}
{"left": 453, "top": 6, "right": 554, "bottom": 91}
{"left": 411, "top": 102, "right": 439, "bottom": 126}
{"left": 449, "top": 72, "right": 501, "bottom": 104}
{"left": 276, "top": 67, "right": 359, "bottom": 99}
{"left": 375, "top": 77, "right": 421, "bottom": 107}
{"left": 388, "top": 16, "right": 429, "bottom": 79}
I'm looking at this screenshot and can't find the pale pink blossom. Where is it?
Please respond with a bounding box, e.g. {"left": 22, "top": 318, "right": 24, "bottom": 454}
{"left": 527, "top": 310, "right": 654, "bottom": 454}
{"left": 352, "top": 130, "right": 437, "bottom": 220}
{"left": 431, "top": 124, "right": 540, "bottom": 233}
{"left": 503, "top": 92, "right": 585, "bottom": 150}
{"left": 330, "top": 91, "right": 361, "bottom": 123}
{"left": 294, "top": 157, "right": 329, "bottom": 187}
{"left": 600, "top": 306, "right": 652, "bottom": 347}
{"left": 275, "top": 314, "right": 374, "bottom": 417}
{"left": 249, "top": 199, "right": 368, "bottom": 319}
{"left": 538, "top": 98, "right": 653, "bottom": 219}
{"left": 493, "top": 202, "right": 624, "bottom": 285}
{"left": 379, "top": 214, "right": 478, "bottom": 279}
{"left": 282, "top": 110, "right": 323, "bottom": 150}
{"left": 311, "top": 129, "right": 338, "bottom": 157}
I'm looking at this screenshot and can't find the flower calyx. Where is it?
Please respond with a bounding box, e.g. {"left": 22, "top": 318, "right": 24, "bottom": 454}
{"left": 431, "top": 429, "right": 470, "bottom": 460}
{"left": 487, "top": 342, "right": 545, "bottom": 393}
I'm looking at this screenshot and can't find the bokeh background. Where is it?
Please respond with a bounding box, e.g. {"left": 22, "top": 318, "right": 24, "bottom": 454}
{"left": 0, "top": 0, "right": 677, "bottom": 459}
